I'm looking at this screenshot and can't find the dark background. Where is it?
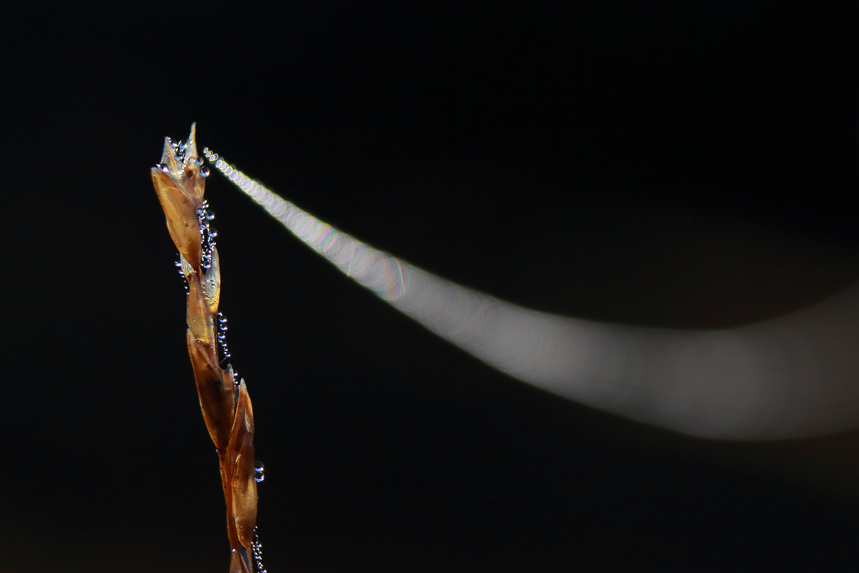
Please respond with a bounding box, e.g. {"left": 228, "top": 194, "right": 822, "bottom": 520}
{"left": 4, "top": 1, "right": 859, "bottom": 571}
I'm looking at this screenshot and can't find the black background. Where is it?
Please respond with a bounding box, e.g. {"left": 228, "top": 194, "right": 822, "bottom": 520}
{"left": 4, "top": 1, "right": 859, "bottom": 571}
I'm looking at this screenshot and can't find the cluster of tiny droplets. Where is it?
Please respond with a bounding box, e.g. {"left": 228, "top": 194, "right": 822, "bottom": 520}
{"left": 157, "top": 137, "right": 210, "bottom": 176}
{"left": 196, "top": 202, "right": 234, "bottom": 369}
{"left": 173, "top": 138, "right": 189, "bottom": 164}
{"left": 217, "top": 312, "right": 231, "bottom": 362}
{"left": 158, "top": 138, "right": 184, "bottom": 171}
{"left": 251, "top": 527, "right": 267, "bottom": 573}
{"left": 197, "top": 199, "right": 217, "bottom": 270}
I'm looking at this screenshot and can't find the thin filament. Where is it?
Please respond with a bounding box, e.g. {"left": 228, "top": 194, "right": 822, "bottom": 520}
{"left": 204, "top": 148, "right": 859, "bottom": 441}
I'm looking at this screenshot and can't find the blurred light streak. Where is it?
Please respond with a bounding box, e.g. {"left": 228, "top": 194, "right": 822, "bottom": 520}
{"left": 208, "top": 152, "right": 859, "bottom": 440}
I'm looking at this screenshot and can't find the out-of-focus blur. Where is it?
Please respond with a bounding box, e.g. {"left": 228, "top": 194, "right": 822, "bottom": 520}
{"left": 218, "top": 158, "right": 859, "bottom": 440}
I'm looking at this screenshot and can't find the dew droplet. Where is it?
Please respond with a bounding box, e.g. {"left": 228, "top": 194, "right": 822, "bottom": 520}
{"left": 208, "top": 227, "right": 218, "bottom": 237}
{"left": 205, "top": 209, "right": 215, "bottom": 221}
{"left": 200, "top": 166, "right": 210, "bottom": 177}
{"left": 158, "top": 163, "right": 169, "bottom": 172}
{"left": 254, "top": 461, "right": 265, "bottom": 483}
{"left": 195, "top": 156, "right": 204, "bottom": 166}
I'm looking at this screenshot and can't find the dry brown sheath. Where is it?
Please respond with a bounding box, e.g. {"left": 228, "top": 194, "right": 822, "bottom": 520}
{"left": 151, "top": 124, "right": 258, "bottom": 573}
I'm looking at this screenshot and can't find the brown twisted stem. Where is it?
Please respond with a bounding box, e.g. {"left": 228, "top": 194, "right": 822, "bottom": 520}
{"left": 151, "top": 124, "right": 258, "bottom": 573}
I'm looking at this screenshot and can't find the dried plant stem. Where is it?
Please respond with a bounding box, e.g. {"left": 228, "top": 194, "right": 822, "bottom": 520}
{"left": 151, "top": 125, "right": 258, "bottom": 573}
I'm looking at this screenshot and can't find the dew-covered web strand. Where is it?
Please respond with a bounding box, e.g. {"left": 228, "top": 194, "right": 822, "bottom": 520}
{"left": 202, "top": 145, "right": 859, "bottom": 441}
